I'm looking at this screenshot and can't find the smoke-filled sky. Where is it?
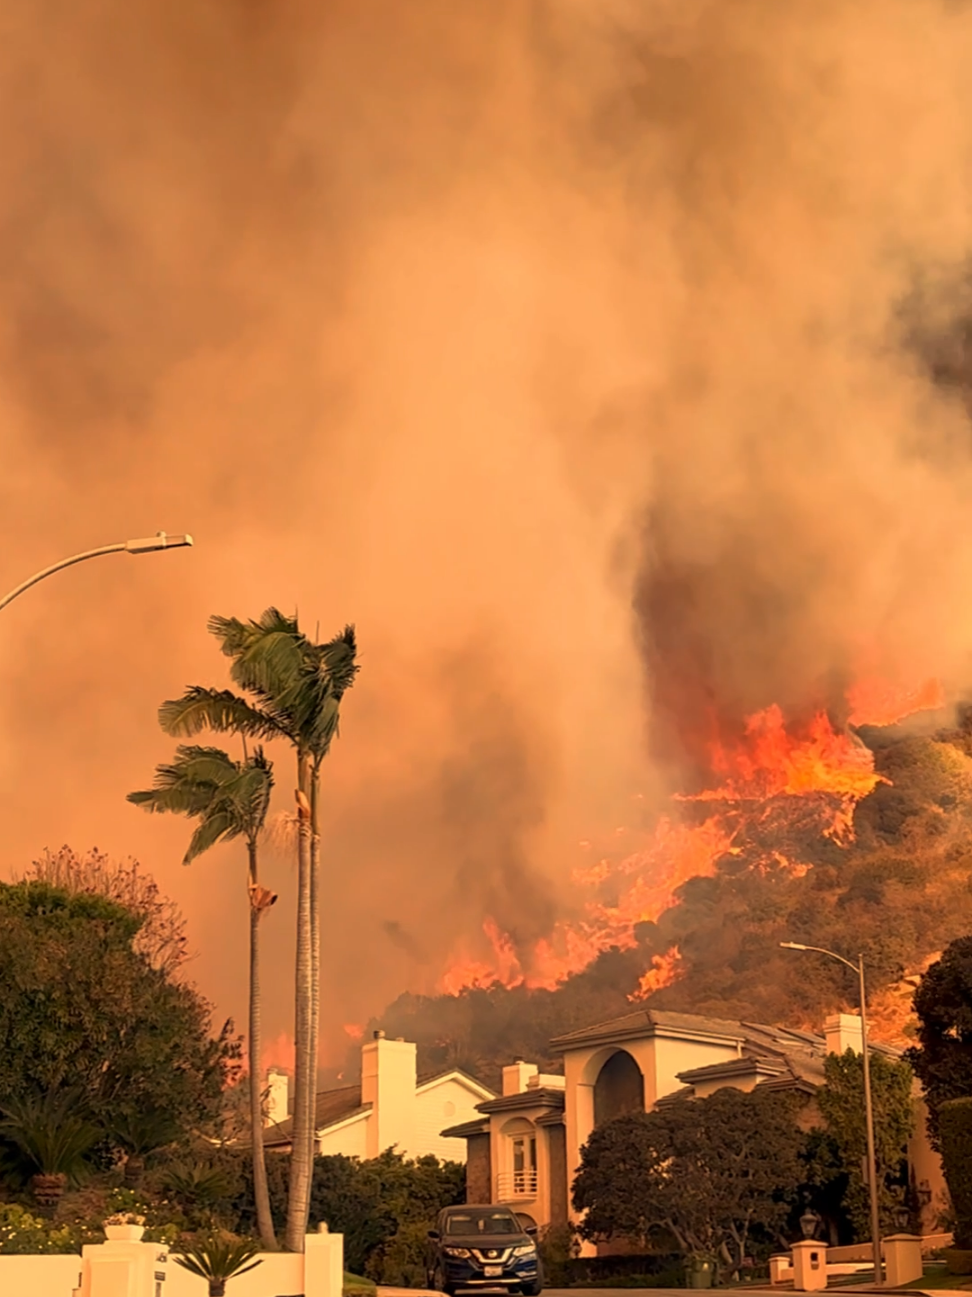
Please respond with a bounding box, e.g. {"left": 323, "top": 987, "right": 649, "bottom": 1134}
{"left": 4, "top": 0, "right": 972, "bottom": 1063}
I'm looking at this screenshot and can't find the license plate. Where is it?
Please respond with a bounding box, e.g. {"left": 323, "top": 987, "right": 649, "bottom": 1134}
{"left": 484, "top": 1266, "right": 503, "bottom": 1277}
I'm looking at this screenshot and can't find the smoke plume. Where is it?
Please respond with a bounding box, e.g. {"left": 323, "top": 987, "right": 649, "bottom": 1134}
{"left": 3, "top": 0, "right": 972, "bottom": 1058}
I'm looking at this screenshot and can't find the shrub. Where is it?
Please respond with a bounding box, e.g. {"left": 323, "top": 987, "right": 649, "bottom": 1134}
{"left": 939, "top": 1098, "right": 972, "bottom": 1248}
{"left": 944, "top": 1249, "right": 972, "bottom": 1276}
{"left": 0, "top": 1203, "right": 83, "bottom": 1254}
{"left": 538, "top": 1223, "right": 580, "bottom": 1286}
{"left": 364, "top": 1220, "right": 429, "bottom": 1286}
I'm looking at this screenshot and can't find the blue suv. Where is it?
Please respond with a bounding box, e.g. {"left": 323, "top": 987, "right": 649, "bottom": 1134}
{"left": 427, "top": 1205, "right": 543, "bottom": 1296}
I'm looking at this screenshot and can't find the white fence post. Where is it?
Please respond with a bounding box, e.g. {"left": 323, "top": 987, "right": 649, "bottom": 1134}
{"left": 304, "top": 1224, "right": 345, "bottom": 1297}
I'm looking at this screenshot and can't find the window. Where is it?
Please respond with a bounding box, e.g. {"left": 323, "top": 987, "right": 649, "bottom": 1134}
{"left": 445, "top": 1210, "right": 521, "bottom": 1236}
{"left": 511, "top": 1134, "right": 536, "bottom": 1186}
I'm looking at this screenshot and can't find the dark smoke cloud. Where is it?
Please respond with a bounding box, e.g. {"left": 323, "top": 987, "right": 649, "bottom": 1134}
{"left": 2, "top": 0, "right": 972, "bottom": 1060}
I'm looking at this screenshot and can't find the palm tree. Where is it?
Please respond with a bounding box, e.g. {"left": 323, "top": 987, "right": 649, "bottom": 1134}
{"left": 0, "top": 1090, "right": 100, "bottom": 1214}
{"left": 128, "top": 744, "right": 278, "bottom": 1250}
{"left": 157, "top": 610, "right": 358, "bottom": 1251}
{"left": 174, "top": 1234, "right": 263, "bottom": 1296}
{"left": 110, "top": 1107, "right": 180, "bottom": 1188}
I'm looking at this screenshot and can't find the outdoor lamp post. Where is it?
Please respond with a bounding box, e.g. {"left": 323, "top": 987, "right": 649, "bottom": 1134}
{"left": 780, "top": 941, "right": 883, "bottom": 1286}
{"left": 799, "top": 1208, "right": 821, "bottom": 1240}
{"left": 0, "top": 532, "right": 194, "bottom": 612}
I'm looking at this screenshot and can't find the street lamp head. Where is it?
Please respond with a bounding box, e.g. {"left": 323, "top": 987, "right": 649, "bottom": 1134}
{"left": 124, "top": 531, "right": 194, "bottom": 554}
{"left": 780, "top": 942, "right": 809, "bottom": 951}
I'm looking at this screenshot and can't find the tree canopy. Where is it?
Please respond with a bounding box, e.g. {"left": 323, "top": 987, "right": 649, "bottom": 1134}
{"left": 815, "top": 1049, "right": 915, "bottom": 1239}
{"left": 907, "top": 936, "right": 972, "bottom": 1148}
{"left": 0, "top": 879, "right": 239, "bottom": 1143}
{"left": 572, "top": 1088, "right": 805, "bottom": 1272}
{"left": 253, "top": 1148, "right": 464, "bottom": 1282}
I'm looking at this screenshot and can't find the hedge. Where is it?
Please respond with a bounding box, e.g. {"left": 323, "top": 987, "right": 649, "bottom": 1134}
{"left": 939, "top": 1097, "right": 972, "bottom": 1249}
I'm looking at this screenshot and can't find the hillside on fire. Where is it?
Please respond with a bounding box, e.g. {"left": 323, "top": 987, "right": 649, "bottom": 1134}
{"left": 358, "top": 703, "right": 972, "bottom": 1091}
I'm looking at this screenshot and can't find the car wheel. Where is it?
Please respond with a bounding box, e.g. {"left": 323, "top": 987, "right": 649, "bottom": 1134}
{"left": 520, "top": 1284, "right": 543, "bottom": 1296}
{"left": 432, "top": 1263, "right": 454, "bottom": 1295}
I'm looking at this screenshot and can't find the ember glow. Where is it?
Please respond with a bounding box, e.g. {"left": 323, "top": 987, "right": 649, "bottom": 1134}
{"left": 438, "top": 680, "right": 944, "bottom": 999}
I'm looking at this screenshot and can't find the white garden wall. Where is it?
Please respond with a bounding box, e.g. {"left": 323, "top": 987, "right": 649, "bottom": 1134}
{"left": 0, "top": 1253, "right": 83, "bottom": 1297}
{"left": 0, "top": 1229, "right": 343, "bottom": 1297}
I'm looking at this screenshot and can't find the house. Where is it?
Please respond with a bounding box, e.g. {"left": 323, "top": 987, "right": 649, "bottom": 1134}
{"left": 441, "top": 1008, "right": 948, "bottom": 1238}
{"left": 265, "top": 1030, "right": 496, "bottom": 1162}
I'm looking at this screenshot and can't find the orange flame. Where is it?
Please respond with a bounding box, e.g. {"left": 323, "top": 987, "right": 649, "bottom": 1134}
{"left": 629, "top": 945, "right": 683, "bottom": 1001}
{"left": 343, "top": 1022, "right": 365, "bottom": 1040}
{"left": 437, "top": 679, "right": 943, "bottom": 997}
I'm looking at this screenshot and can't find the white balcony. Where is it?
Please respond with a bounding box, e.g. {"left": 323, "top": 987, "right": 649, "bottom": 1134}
{"left": 497, "top": 1169, "right": 539, "bottom": 1200}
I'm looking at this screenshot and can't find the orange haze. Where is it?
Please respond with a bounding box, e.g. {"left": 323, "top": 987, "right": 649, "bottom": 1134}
{"left": 3, "top": 1, "right": 972, "bottom": 1063}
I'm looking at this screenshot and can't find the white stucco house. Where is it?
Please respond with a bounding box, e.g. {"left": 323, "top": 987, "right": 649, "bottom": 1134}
{"left": 264, "top": 1030, "right": 495, "bottom": 1162}
{"left": 442, "top": 1007, "right": 947, "bottom": 1241}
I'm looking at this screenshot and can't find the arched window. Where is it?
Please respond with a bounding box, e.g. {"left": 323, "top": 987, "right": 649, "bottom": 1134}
{"left": 593, "top": 1050, "right": 645, "bottom": 1127}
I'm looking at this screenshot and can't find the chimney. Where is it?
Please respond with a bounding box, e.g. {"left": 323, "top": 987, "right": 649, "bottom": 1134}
{"left": 825, "top": 1013, "right": 864, "bottom": 1056}
{"left": 502, "top": 1060, "right": 539, "bottom": 1096}
{"left": 265, "top": 1069, "right": 289, "bottom": 1127}
{"left": 361, "top": 1034, "right": 417, "bottom": 1158}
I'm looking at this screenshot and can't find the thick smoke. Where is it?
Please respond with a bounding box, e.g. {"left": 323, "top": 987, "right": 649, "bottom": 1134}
{"left": 2, "top": 0, "right": 972, "bottom": 1057}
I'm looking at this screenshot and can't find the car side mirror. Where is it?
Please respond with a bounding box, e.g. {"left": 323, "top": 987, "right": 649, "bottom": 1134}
{"left": 428, "top": 1230, "right": 441, "bottom": 1241}
{"left": 526, "top": 1226, "right": 538, "bottom": 1236}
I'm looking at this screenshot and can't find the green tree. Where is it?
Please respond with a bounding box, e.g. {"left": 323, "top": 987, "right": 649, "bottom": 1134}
{"left": 815, "top": 1049, "right": 915, "bottom": 1241}
{"left": 257, "top": 1149, "right": 464, "bottom": 1278}
{"left": 158, "top": 609, "right": 358, "bottom": 1251}
{"left": 938, "top": 1097, "right": 972, "bottom": 1248}
{"left": 572, "top": 1088, "right": 805, "bottom": 1274}
{"left": 128, "top": 743, "right": 278, "bottom": 1249}
{"left": 0, "top": 880, "right": 238, "bottom": 1142}
{"left": 906, "top": 937, "right": 972, "bottom": 1148}
{"left": 22, "top": 846, "right": 189, "bottom": 977}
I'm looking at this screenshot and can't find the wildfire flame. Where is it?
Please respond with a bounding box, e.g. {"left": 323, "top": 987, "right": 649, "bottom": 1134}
{"left": 629, "top": 946, "right": 683, "bottom": 1001}
{"left": 437, "top": 678, "right": 945, "bottom": 999}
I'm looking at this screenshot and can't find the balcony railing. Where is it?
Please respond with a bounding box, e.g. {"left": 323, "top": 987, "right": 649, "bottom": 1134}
{"left": 496, "top": 1170, "right": 539, "bottom": 1200}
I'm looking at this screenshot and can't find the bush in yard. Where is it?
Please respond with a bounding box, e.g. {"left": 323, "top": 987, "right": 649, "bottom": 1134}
{"left": 538, "top": 1223, "right": 580, "bottom": 1286}
{"left": 364, "top": 1219, "right": 430, "bottom": 1287}
{"left": 939, "top": 1098, "right": 972, "bottom": 1250}
{"left": 0, "top": 1203, "right": 85, "bottom": 1254}
{"left": 256, "top": 1148, "right": 464, "bottom": 1276}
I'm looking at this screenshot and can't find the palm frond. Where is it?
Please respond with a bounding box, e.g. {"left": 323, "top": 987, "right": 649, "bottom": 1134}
{"left": 128, "top": 746, "right": 242, "bottom": 817}
{"left": 183, "top": 807, "right": 245, "bottom": 863}
{"left": 168, "top": 746, "right": 242, "bottom": 784}
{"left": 159, "top": 687, "right": 284, "bottom": 741}
{"left": 318, "top": 624, "right": 359, "bottom": 698}
{"left": 0, "top": 1091, "right": 101, "bottom": 1179}
{"left": 127, "top": 785, "right": 213, "bottom": 815}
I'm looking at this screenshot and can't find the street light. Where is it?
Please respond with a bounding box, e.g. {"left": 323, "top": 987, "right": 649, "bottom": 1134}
{"left": 0, "top": 532, "right": 194, "bottom": 612}
{"left": 780, "top": 941, "right": 883, "bottom": 1285}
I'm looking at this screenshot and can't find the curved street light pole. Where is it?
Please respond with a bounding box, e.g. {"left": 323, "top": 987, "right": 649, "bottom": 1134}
{"left": 0, "top": 532, "right": 194, "bottom": 613}
{"left": 781, "top": 941, "right": 882, "bottom": 1285}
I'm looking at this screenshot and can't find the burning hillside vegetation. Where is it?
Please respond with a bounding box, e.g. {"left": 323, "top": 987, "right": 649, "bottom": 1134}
{"left": 364, "top": 690, "right": 972, "bottom": 1089}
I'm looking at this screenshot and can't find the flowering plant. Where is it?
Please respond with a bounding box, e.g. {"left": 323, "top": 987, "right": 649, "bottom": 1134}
{"left": 103, "top": 1211, "right": 146, "bottom": 1226}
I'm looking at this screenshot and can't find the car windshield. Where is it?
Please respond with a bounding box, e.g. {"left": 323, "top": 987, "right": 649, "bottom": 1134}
{"left": 445, "top": 1211, "right": 521, "bottom": 1236}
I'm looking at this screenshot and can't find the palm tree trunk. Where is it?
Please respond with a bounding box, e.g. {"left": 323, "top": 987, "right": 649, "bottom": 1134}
{"left": 308, "top": 760, "right": 322, "bottom": 1200}
{"left": 248, "top": 841, "right": 277, "bottom": 1251}
{"left": 286, "top": 749, "right": 314, "bottom": 1252}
